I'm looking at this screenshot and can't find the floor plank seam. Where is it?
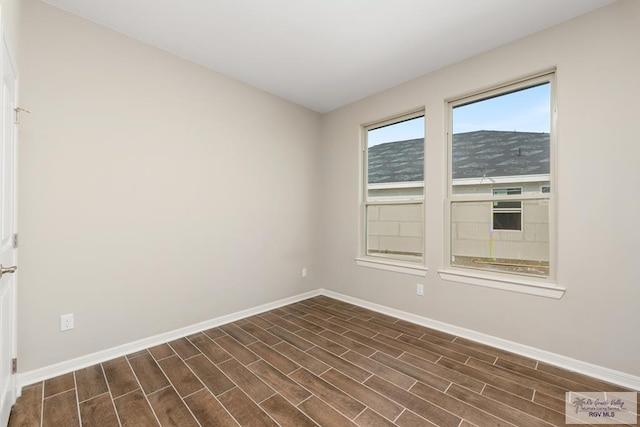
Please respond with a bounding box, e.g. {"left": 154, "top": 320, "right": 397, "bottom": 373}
{"left": 100, "top": 362, "right": 124, "bottom": 427}
{"left": 72, "top": 371, "right": 82, "bottom": 427}
{"left": 125, "top": 351, "right": 165, "bottom": 427}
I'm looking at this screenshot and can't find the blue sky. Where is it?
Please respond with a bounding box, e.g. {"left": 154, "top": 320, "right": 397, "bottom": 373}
{"left": 368, "top": 116, "right": 424, "bottom": 147}
{"left": 453, "top": 83, "right": 550, "bottom": 134}
{"left": 368, "top": 83, "right": 550, "bottom": 147}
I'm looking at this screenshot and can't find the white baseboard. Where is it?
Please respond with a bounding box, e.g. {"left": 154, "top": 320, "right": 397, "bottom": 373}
{"left": 16, "top": 289, "right": 322, "bottom": 393}
{"left": 17, "top": 287, "right": 639, "bottom": 395}
{"left": 322, "top": 290, "right": 640, "bottom": 391}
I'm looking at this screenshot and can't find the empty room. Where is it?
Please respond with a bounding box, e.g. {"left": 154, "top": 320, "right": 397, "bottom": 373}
{"left": 2, "top": 0, "right": 639, "bottom": 426}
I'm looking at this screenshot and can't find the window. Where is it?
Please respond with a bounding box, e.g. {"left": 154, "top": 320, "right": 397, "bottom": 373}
{"left": 447, "top": 73, "right": 554, "bottom": 279}
{"left": 362, "top": 112, "right": 425, "bottom": 265}
{"left": 492, "top": 188, "right": 522, "bottom": 231}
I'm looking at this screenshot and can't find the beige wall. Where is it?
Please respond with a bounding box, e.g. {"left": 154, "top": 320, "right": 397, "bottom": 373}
{"left": 18, "top": 0, "right": 320, "bottom": 371}
{"left": 319, "top": 0, "right": 640, "bottom": 376}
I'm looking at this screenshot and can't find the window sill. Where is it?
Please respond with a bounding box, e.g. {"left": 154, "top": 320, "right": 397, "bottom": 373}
{"left": 437, "top": 269, "right": 565, "bottom": 299}
{"left": 355, "top": 257, "right": 428, "bottom": 276}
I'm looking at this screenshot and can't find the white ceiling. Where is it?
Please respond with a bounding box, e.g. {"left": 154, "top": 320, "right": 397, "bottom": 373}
{"left": 43, "top": 0, "right": 616, "bottom": 113}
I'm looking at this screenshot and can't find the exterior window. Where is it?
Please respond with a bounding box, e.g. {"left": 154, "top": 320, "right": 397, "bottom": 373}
{"left": 492, "top": 188, "right": 522, "bottom": 231}
{"left": 447, "top": 73, "right": 554, "bottom": 278}
{"left": 363, "top": 112, "right": 424, "bottom": 263}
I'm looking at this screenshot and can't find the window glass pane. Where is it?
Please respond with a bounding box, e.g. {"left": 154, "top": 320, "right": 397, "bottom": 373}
{"left": 450, "top": 80, "right": 552, "bottom": 277}
{"left": 492, "top": 188, "right": 522, "bottom": 212}
{"left": 451, "top": 84, "right": 550, "bottom": 196}
{"left": 493, "top": 212, "right": 521, "bottom": 230}
{"left": 367, "top": 116, "right": 424, "bottom": 199}
{"left": 493, "top": 188, "right": 522, "bottom": 196}
{"left": 451, "top": 199, "right": 549, "bottom": 276}
{"left": 493, "top": 201, "right": 522, "bottom": 209}
{"left": 366, "top": 203, "right": 423, "bottom": 262}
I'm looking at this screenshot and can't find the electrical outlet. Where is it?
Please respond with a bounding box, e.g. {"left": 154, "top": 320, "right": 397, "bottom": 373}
{"left": 416, "top": 284, "right": 424, "bottom": 296}
{"left": 302, "top": 268, "right": 308, "bottom": 278}
{"left": 60, "top": 313, "right": 74, "bottom": 331}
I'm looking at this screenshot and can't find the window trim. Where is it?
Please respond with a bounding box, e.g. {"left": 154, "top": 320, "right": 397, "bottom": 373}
{"left": 437, "top": 269, "right": 565, "bottom": 299}
{"left": 444, "top": 71, "right": 561, "bottom": 296}
{"left": 355, "top": 257, "right": 428, "bottom": 277}
{"left": 358, "top": 109, "right": 427, "bottom": 271}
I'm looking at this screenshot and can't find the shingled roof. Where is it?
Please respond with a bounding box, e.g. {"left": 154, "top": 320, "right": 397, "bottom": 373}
{"left": 368, "top": 130, "right": 549, "bottom": 184}
{"left": 367, "top": 138, "right": 424, "bottom": 184}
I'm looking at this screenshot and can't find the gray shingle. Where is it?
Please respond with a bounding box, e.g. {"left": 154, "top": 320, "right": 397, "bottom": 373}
{"left": 367, "top": 138, "right": 424, "bottom": 184}
{"left": 367, "top": 131, "right": 549, "bottom": 183}
{"left": 452, "top": 130, "right": 549, "bottom": 179}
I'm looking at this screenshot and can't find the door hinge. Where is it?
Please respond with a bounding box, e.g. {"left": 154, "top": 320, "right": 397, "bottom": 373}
{"left": 12, "top": 233, "right": 18, "bottom": 249}
{"left": 11, "top": 358, "right": 17, "bottom": 374}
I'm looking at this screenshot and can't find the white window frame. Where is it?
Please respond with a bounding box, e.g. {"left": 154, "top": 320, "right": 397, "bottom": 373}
{"left": 355, "top": 110, "right": 427, "bottom": 276}
{"left": 440, "top": 72, "right": 564, "bottom": 298}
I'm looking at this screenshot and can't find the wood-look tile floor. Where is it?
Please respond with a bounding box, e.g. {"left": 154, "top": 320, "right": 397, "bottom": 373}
{"left": 8, "top": 296, "right": 638, "bottom": 427}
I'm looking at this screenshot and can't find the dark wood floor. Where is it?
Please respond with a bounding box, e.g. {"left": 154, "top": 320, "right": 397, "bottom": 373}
{"left": 8, "top": 296, "right": 638, "bottom": 426}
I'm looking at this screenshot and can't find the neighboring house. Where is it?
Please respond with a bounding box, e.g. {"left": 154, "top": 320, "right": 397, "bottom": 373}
{"left": 367, "top": 130, "right": 550, "bottom": 272}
